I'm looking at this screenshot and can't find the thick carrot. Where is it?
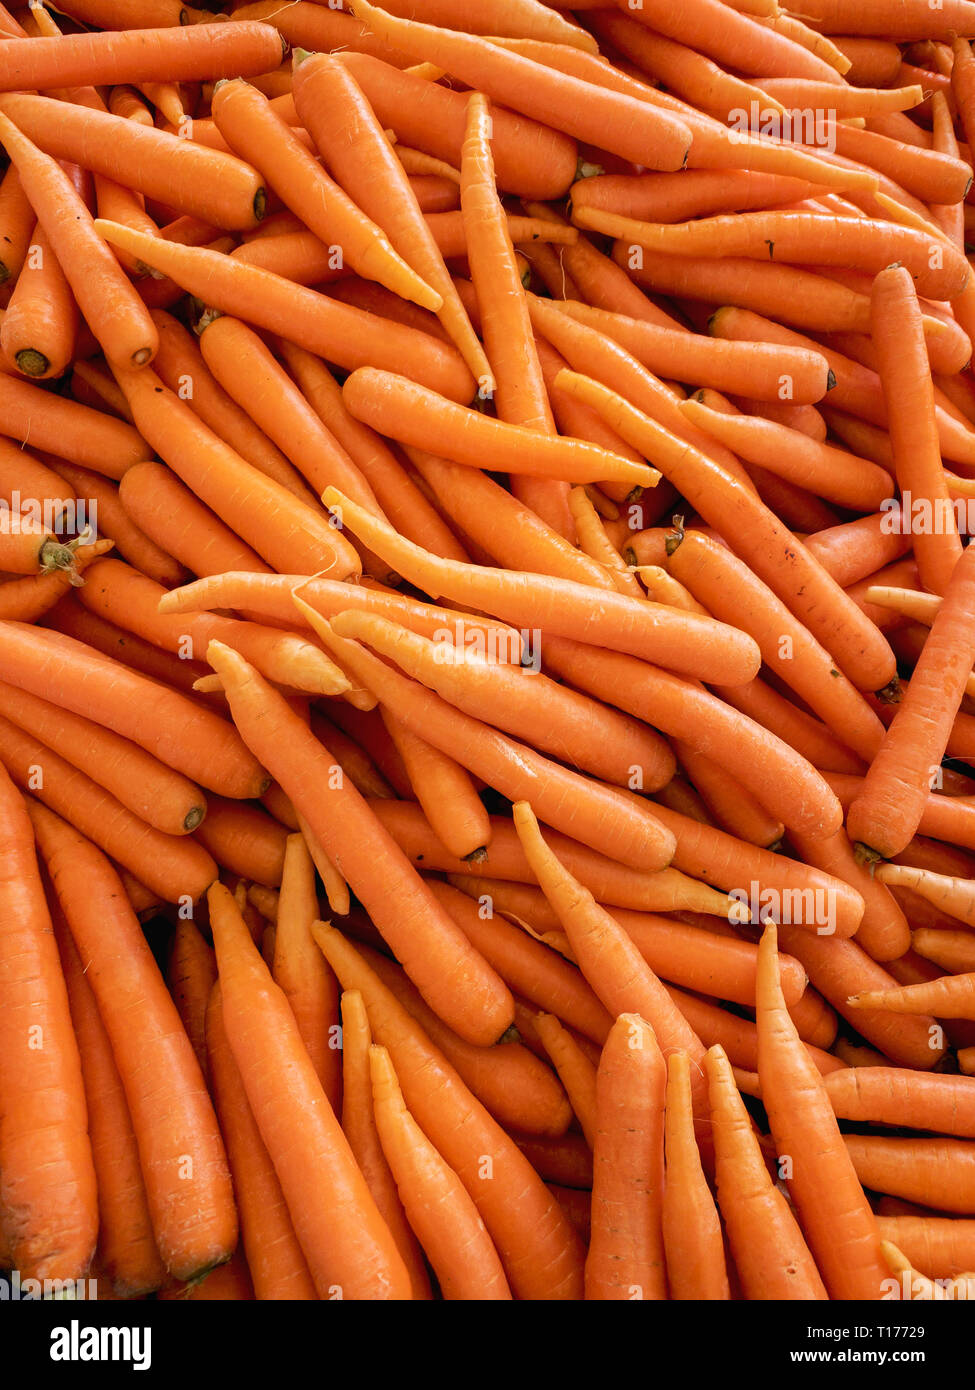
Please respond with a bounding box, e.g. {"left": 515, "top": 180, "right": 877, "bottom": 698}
{"left": 824, "top": 1068, "right": 975, "bottom": 1138}
{"left": 313, "top": 922, "right": 585, "bottom": 1299}
{"left": 876, "top": 1217, "right": 975, "bottom": 1280}
{"left": 0, "top": 92, "right": 267, "bottom": 231}
{"left": 662, "top": 1050, "right": 730, "bottom": 1301}
{"left": 54, "top": 912, "right": 165, "bottom": 1298}
{"left": 0, "top": 371, "right": 147, "bottom": 478}
{"left": 208, "top": 882, "right": 410, "bottom": 1299}
{"left": 585, "top": 1014, "right": 667, "bottom": 1300}
{"left": 32, "top": 800, "right": 235, "bottom": 1280}
{"left": 0, "top": 21, "right": 285, "bottom": 91}
{"left": 95, "top": 222, "right": 476, "bottom": 404}
{"left": 843, "top": 1136, "right": 975, "bottom": 1215}
{"left": 43, "top": 593, "right": 210, "bottom": 695}
{"left": 0, "top": 223, "right": 76, "bottom": 380}
{"left": 322, "top": 487, "right": 761, "bottom": 686}
{"left": 206, "top": 639, "right": 513, "bottom": 1047}
{"left": 0, "top": 769, "right": 97, "bottom": 1281}
{"left": 706, "top": 1044, "right": 828, "bottom": 1299}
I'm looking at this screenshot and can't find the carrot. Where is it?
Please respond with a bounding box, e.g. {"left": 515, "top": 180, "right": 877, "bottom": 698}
{"left": 511, "top": 803, "right": 711, "bottom": 1151}
{"left": 0, "top": 678, "right": 205, "bottom": 837}
{"left": 876, "top": 1217, "right": 975, "bottom": 1280}
{"left": 871, "top": 265, "right": 963, "bottom": 596}
{"left": 297, "top": 601, "right": 678, "bottom": 873}
{"left": 554, "top": 370, "right": 898, "bottom": 693}
{"left": 0, "top": 436, "right": 73, "bottom": 524}
{"left": 118, "top": 462, "right": 269, "bottom": 579}
{"left": 323, "top": 486, "right": 759, "bottom": 685}
{"left": 166, "top": 918, "right": 216, "bottom": 1081}
{"left": 803, "top": 512, "right": 913, "bottom": 589}
{"left": 367, "top": 0, "right": 596, "bottom": 49}
{"left": 0, "top": 21, "right": 284, "bottom": 91}
{"left": 80, "top": 556, "right": 349, "bottom": 697}
{"left": 48, "top": 458, "right": 188, "bottom": 589}
{"left": 54, "top": 911, "right": 165, "bottom": 1298}
{"left": 705, "top": 1044, "right": 828, "bottom": 1299}
{"left": 0, "top": 223, "right": 76, "bottom": 380}
{"left": 756, "top": 921, "right": 889, "bottom": 1298}
{"left": 532, "top": 1012, "right": 597, "bottom": 1148}
{"left": 824, "top": 1068, "right": 975, "bottom": 1138}
{"left": 584, "top": 1014, "right": 667, "bottom": 1300}
{"left": 0, "top": 618, "right": 266, "bottom": 798}
{"left": 207, "top": 882, "right": 410, "bottom": 1298}
{"left": 368, "top": 1043, "right": 511, "bottom": 1301}
{"left": 570, "top": 167, "right": 828, "bottom": 225}
{"left": 0, "top": 371, "right": 146, "bottom": 478}
{"left": 332, "top": 609, "right": 674, "bottom": 793}
{"left": 0, "top": 769, "right": 97, "bottom": 1281}
{"left": 352, "top": 0, "right": 692, "bottom": 172}
{"left": 0, "top": 92, "right": 266, "bottom": 232}
{"left": 380, "top": 713, "right": 489, "bottom": 863}
{"left": 205, "top": 639, "right": 512, "bottom": 1046}
{"left": 844, "top": 1136, "right": 975, "bottom": 1215}
{"left": 31, "top": 799, "right": 235, "bottom": 1279}
{"left": 662, "top": 1050, "right": 730, "bottom": 1301}
{"left": 848, "top": 545, "right": 975, "bottom": 860}
{"left": 313, "top": 922, "right": 585, "bottom": 1299}
{"left": 95, "top": 223, "right": 475, "bottom": 404}
{"left": 204, "top": 984, "right": 316, "bottom": 1301}
{"left": 848, "top": 970, "right": 975, "bottom": 1020}
{"left": 270, "top": 833, "right": 342, "bottom": 1110}
{"left": 912, "top": 930, "right": 975, "bottom": 975}
{"left": 112, "top": 365, "right": 361, "bottom": 580}
{"left": 0, "top": 114, "right": 156, "bottom": 369}
{"left": 44, "top": 593, "right": 211, "bottom": 695}
{"left": 0, "top": 162, "right": 34, "bottom": 285}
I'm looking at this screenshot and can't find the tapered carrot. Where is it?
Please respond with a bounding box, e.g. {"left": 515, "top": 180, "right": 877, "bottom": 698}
{"left": 705, "top": 1045, "right": 827, "bottom": 1299}
{"left": 0, "top": 162, "right": 34, "bottom": 284}
{"left": 53, "top": 910, "right": 165, "bottom": 1298}
{"left": 662, "top": 1050, "right": 730, "bottom": 1301}
{"left": 848, "top": 545, "right": 975, "bottom": 860}
{"left": 95, "top": 222, "right": 475, "bottom": 404}
{"left": 206, "top": 640, "right": 512, "bottom": 1047}
{"left": 585, "top": 1013, "right": 667, "bottom": 1300}
{"left": 0, "top": 619, "right": 266, "bottom": 799}
{"left": 313, "top": 922, "right": 585, "bottom": 1299}
{"left": 204, "top": 984, "right": 316, "bottom": 1301}
{"left": 0, "top": 679, "right": 206, "bottom": 837}
{"left": 532, "top": 1012, "right": 597, "bottom": 1148}
{"left": 207, "top": 882, "right": 410, "bottom": 1298}
{"left": 31, "top": 800, "right": 235, "bottom": 1280}
{"left": 368, "top": 1043, "right": 511, "bottom": 1300}
{"left": 112, "top": 365, "right": 361, "bottom": 580}
{"left": 0, "top": 21, "right": 284, "bottom": 91}
{"left": 553, "top": 370, "right": 897, "bottom": 693}
{"left": 271, "top": 834, "right": 342, "bottom": 1111}
{"left": 331, "top": 609, "right": 674, "bottom": 792}
{"left": 848, "top": 972, "right": 975, "bottom": 1020}
{"left": 871, "top": 265, "right": 962, "bottom": 596}
{"left": 0, "top": 114, "right": 156, "bottom": 369}
{"left": 0, "top": 770, "right": 97, "bottom": 1282}
{"left": 322, "top": 487, "right": 761, "bottom": 685}
{"left": 380, "top": 713, "right": 490, "bottom": 862}
{"left": 296, "top": 602, "right": 678, "bottom": 873}
{"left": 756, "top": 921, "right": 888, "bottom": 1298}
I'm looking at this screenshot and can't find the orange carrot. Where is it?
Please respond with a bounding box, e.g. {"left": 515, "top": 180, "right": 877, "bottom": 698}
{"left": 662, "top": 1050, "right": 730, "bottom": 1300}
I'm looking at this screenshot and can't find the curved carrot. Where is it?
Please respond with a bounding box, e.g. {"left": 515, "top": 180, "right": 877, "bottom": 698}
{"left": 381, "top": 712, "right": 490, "bottom": 862}
{"left": 32, "top": 800, "right": 235, "bottom": 1281}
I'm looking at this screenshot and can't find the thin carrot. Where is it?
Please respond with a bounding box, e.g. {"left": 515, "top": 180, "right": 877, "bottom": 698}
{"left": 313, "top": 922, "right": 585, "bottom": 1299}
{"left": 0, "top": 162, "right": 34, "bottom": 284}
{"left": 849, "top": 969, "right": 975, "bottom": 1020}
{"left": 662, "top": 1050, "right": 730, "bottom": 1301}
{"left": 705, "top": 1044, "right": 827, "bottom": 1299}
{"left": 533, "top": 1012, "right": 597, "bottom": 1148}
{"left": 166, "top": 918, "right": 216, "bottom": 1080}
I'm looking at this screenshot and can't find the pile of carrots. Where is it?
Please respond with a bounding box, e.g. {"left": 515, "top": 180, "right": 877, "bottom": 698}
{"left": 4, "top": 0, "right": 975, "bottom": 1305}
